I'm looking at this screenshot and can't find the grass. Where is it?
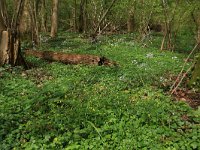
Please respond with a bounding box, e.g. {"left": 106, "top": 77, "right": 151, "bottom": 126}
{"left": 0, "top": 32, "right": 199, "bottom": 149}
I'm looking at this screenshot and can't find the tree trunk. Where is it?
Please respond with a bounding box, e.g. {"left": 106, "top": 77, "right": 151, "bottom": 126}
{"left": 73, "top": 0, "right": 77, "bottom": 32}
{"left": 18, "top": 0, "right": 40, "bottom": 45}
{"left": 160, "top": 0, "right": 177, "bottom": 51}
{"left": 127, "top": 11, "right": 135, "bottom": 33}
{"left": 83, "top": 0, "right": 88, "bottom": 32}
{"left": 0, "top": 0, "right": 8, "bottom": 66}
{"left": 0, "top": 0, "right": 25, "bottom": 67}
{"left": 19, "top": 0, "right": 31, "bottom": 34}
{"left": 189, "top": 54, "right": 200, "bottom": 90}
{"left": 29, "top": 1, "right": 40, "bottom": 45}
{"left": 41, "top": 0, "right": 47, "bottom": 32}
{"left": 191, "top": 11, "right": 200, "bottom": 46}
{"left": 0, "top": 3, "right": 6, "bottom": 31}
{"left": 78, "top": 0, "right": 86, "bottom": 33}
{"left": 0, "top": 31, "right": 9, "bottom": 65}
{"left": 189, "top": 11, "right": 200, "bottom": 90}
{"left": 50, "top": 0, "right": 59, "bottom": 38}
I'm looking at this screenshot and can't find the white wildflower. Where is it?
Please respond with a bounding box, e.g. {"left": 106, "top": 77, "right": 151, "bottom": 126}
{"left": 146, "top": 53, "right": 154, "bottom": 58}
{"left": 172, "top": 56, "right": 177, "bottom": 59}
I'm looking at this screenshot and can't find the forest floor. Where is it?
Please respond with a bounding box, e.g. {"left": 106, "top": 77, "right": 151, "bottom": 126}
{"left": 0, "top": 32, "right": 199, "bottom": 149}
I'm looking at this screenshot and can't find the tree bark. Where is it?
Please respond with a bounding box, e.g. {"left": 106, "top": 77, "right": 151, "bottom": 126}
{"left": 0, "top": 0, "right": 7, "bottom": 30}
{"left": 191, "top": 11, "right": 200, "bottom": 46}
{"left": 78, "top": 0, "right": 86, "bottom": 33}
{"left": 189, "top": 11, "right": 200, "bottom": 89}
{"left": 50, "top": 0, "right": 59, "bottom": 38}
{"left": 0, "top": 0, "right": 26, "bottom": 67}
{"left": 0, "top": 31, "right": 9, "bottom": 65}
{"left": 29, "top": 1, "right": 40, "bottom": 45}
{"left": 73, "top": 0, "right": 77, "bottom": 31}
{"left": 19, "top": 0, "right": 31, "bottom": 34}
{"left": 0, "top": 0, "right": 8, "bottom": 66}
{"left": 127, "top": 11, "right": 135, "bottom": 33}
{"left": 189, "top": 54, "right": 200, "bottom": 90}
{"left": 41, "top": 0, "right": 47, "bottom": 32}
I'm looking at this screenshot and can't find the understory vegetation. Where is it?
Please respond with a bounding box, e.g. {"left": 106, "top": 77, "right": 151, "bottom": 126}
{"left": 0, "top": 33, "right": 199, "bottom": 149}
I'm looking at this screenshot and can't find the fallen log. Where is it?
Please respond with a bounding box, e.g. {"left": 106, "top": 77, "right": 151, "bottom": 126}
{"left": 24, "top": 49, "right": 117, "bottom": 66}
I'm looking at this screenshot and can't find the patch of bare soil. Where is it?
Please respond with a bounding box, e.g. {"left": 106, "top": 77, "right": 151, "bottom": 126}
{"left": 160, "top": 72, "right": 200, "bottom": 109}
{"left": 173, "top": 89, "right": 200, "bottom": 109}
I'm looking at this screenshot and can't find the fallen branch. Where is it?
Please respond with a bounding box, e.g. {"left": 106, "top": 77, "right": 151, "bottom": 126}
{"left": 170, "top": 63, "right": 195, "bottom": 95}
{"left": 170, "top": 43, "right": 199, "bottom": 94}
{"left": 24, "top": 49, "right": 117, "bottom": 66}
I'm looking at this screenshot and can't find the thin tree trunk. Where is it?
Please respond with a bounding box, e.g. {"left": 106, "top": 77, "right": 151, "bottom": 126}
{"left": 83, "top": 0, "right": 88, "bottom": 32}
{"left": 41, "top": 0, "right": 47, "bottom": 32}
{"left": 94, "top": 0, "right": 117, "bottom": 35}
{"left": 0, "top": 0, "right": 7, "bottom": 31}
{"left": 160, "top": 0, "right": 177, "bottom": 51}
{"left": 78, "top": 0, "right": 86, "bottom": 33}
{"left": 160, "top": 0, "right": 169, "bottom": 50}
{"left": 189, "top": 11, "right": 200, "bottom": 88}
{"left": 189, "top": 54, "right": 200, "bottom": 90}
{"left": 50, "top": 0, "right": 59, "bottom": 38}
{"left": 127, "top": 11, "right": 135, "bottom": 33}
{"left": 0, "top": 0, "right": 8, "bottom": 66}
{"left": 29, "top": 1, "right": 39, "bottom": 45}
{"left": 73, "top": 0, "right": 77, "bottom": 31}
{"left": 191, "top": 11, "right": 200, "bottom": 46}
{"left": 160, "top": 33, "right": 167, "bottom": 50}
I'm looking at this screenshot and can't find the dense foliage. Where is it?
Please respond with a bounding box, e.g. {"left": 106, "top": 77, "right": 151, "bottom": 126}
{"left": 0, "top": 33, "right": 199, "bottom": 149}
{"left": 0, "top": 0, "right": 200, "bottom": 149}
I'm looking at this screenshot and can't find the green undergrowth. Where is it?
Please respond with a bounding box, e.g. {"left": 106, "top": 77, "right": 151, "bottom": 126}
{"left": 0, "top": 33, "right": 199, "bottom": 149}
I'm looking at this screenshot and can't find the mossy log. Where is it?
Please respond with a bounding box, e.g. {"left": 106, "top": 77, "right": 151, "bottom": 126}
{"left": 24, "top": 49, "right": 117, "bottom": 66}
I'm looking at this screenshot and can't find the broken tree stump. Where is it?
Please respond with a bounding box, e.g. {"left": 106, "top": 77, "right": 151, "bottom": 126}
{"left": 24, "top": 49, "right": 117, "bottom": 66}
